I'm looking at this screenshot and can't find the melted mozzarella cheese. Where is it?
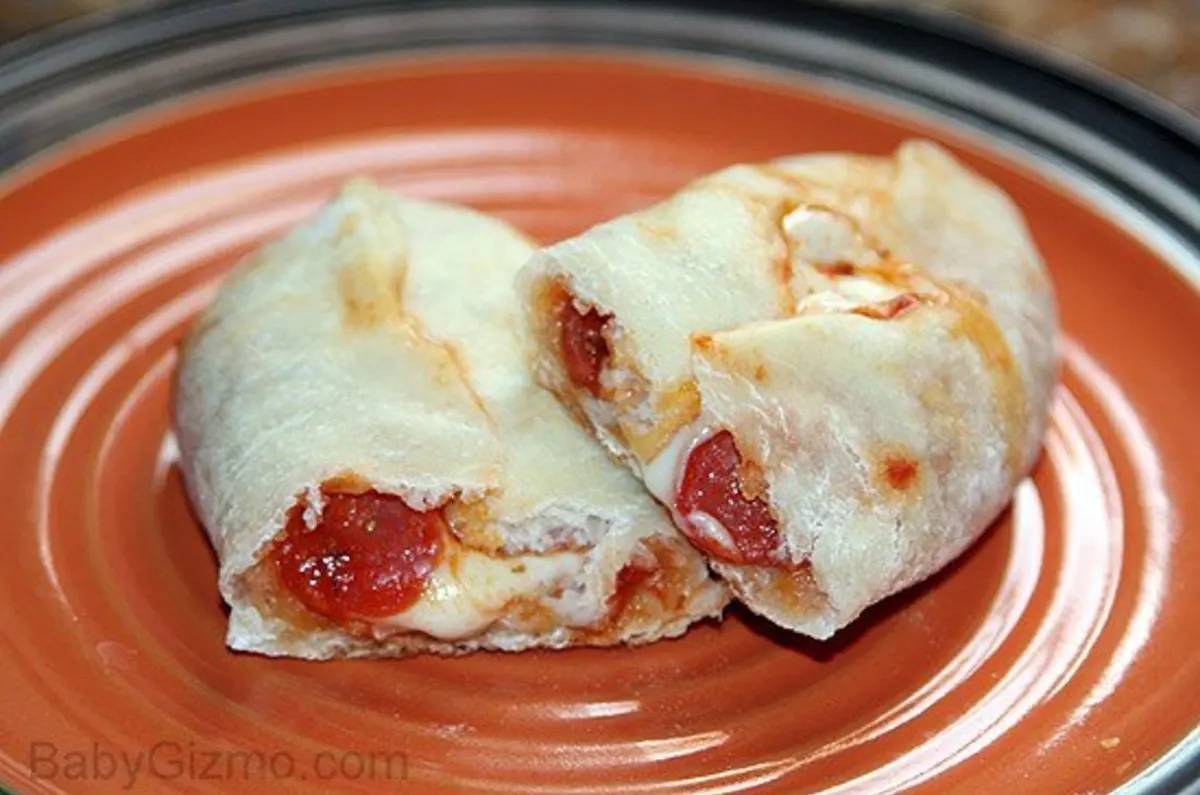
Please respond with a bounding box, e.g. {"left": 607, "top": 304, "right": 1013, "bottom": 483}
{"left": 381, "top": 550, "right": 583, "bottom": 639}
{"left": 795, "top": 277, "right": 908, "bottom": 316}
{"left": 782, "top": 206, "right": 875, "bottom": 267}
{"left": 642, "top": 421, "right": 711, "bottom": 505}
{"left": 684, "top": 511, "right": 738, "bottom": 558}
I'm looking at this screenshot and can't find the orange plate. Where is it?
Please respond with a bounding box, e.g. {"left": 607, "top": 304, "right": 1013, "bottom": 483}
{"left": 0, "top": 4, "right": 1198, "bottom": 794}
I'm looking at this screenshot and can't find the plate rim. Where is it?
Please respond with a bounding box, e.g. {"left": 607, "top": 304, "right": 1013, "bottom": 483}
{"left": 0, "top": 2, "right": 1196, "bottom": 794}
{"left": 1, "top": 0, "right": 1197, "bottom": 147}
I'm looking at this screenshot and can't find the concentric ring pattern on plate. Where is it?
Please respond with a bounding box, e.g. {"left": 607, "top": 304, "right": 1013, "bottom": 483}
{"left": 0, "top": 44, "right": 1198, "bottom": 795}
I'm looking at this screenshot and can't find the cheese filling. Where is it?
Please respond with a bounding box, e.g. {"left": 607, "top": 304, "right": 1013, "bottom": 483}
{"left": 380, "top": 550, "right": 585, "bottom": 640}
{"left": 642, "top": 420, "right": 712, "bottom": 505}
{"left": 682, "top": 511, "right": 740, "bottom": 559}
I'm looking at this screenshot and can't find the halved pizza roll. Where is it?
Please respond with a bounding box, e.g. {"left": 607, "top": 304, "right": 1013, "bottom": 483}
{"left": 521, "top": 141, "right": 1058, "bottom": 639}
{"left": 174, "top": 180, "right": 728, "bottom": 659}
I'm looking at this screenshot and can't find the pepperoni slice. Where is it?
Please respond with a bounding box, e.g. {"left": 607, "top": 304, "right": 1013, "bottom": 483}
{"left": 558, "top": 297, "right": 611, "bottom": 396}
{"left": 676, "top": 431, "right": 781, "bottom": 565}
{"left": 271, "top": 490, "right": 445, "bottom": 621}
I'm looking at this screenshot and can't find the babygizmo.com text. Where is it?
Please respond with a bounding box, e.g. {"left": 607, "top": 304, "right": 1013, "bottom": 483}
{"left": 28, "top": 740, "right": 408, "bottom": 790}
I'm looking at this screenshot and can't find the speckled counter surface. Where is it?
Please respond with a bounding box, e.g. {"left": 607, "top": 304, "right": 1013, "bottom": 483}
{"left": 1, "top": 0, "right": 1198, "bottom": 113}
{"left": 892, "top": 0, "right": 1199, "bottom": 113}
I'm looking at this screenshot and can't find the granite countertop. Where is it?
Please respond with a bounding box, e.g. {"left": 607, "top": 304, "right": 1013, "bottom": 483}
{"left": 901, "top": 0, "right": 1199, "bottom": 113}
{"left": 0, "top": 0, "right": 1197, "bottom": 114}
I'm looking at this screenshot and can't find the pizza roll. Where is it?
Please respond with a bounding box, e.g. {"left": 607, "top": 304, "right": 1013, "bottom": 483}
{"left": 521, "top": 141, "right": 1058, "bottom": 638}
{"left": 174, "top": 180, "right": 728, "bottom": 659}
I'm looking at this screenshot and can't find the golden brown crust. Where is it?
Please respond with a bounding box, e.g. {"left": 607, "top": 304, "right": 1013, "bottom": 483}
{"left": 737, "top": 455, "right": 772, "bottom": 503}
{"left": 943, "top": 283, "right": 1029, "bottom": 479}
{"left": 636, "top": 217, "right": 680, "bottom": 245}
{"left": 770, "top": 197, "right": 801, "bottom": 315}
{"left": 771, "top": 565, "right": 827, "bottom": 616}
{"left": 336, "top": 246, "right": 406, "bottom": 331}
{"left": 321, "top": 471, "right": 375, "bottom": 495}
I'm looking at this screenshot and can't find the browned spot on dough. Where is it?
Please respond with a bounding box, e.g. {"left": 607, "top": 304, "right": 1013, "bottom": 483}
{"left": 857, "top": 253, "right": 925, "bottom": 288}
{"left": 766, "top": 562, "right": 828, "bottom": 616}
{"left": 918, "top": 370, "right": 955, "bottom": 414}
{"left": 818, "top": 261, "right": 857, "bottom": 277}
{"left": 337, "top": 250, "right": 405, "bottom": 330}
{"left": 437, "top": 340, "right": 472, "bottom": 387}
{"left": 395, "top": 314, "right": 493, "bottom": 424}
{"left": 770, "top": 198, "right": 800, "bottom": 315}
{"left": 693, "top": 334, "right": 771, "bottom": 386}
{"left": 738, "top": 456, "right": 771, "bottom": 502}
{"left": 943, "top": 283, "right": 1028, "bottom": 478}
{"left": 436, "top": 347, "right": 485, "bottom": 417}
{"left": 321, "top": 472, "right": 373, "bottom": 495}
{"left": 637, "top": 218, "right": 679, "bottom": 244}
{"left": 850, "top": 292, "right": 927, "bottom": 320}
{"left": 880, "top": 454, "right": 919, "bottom": 491}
